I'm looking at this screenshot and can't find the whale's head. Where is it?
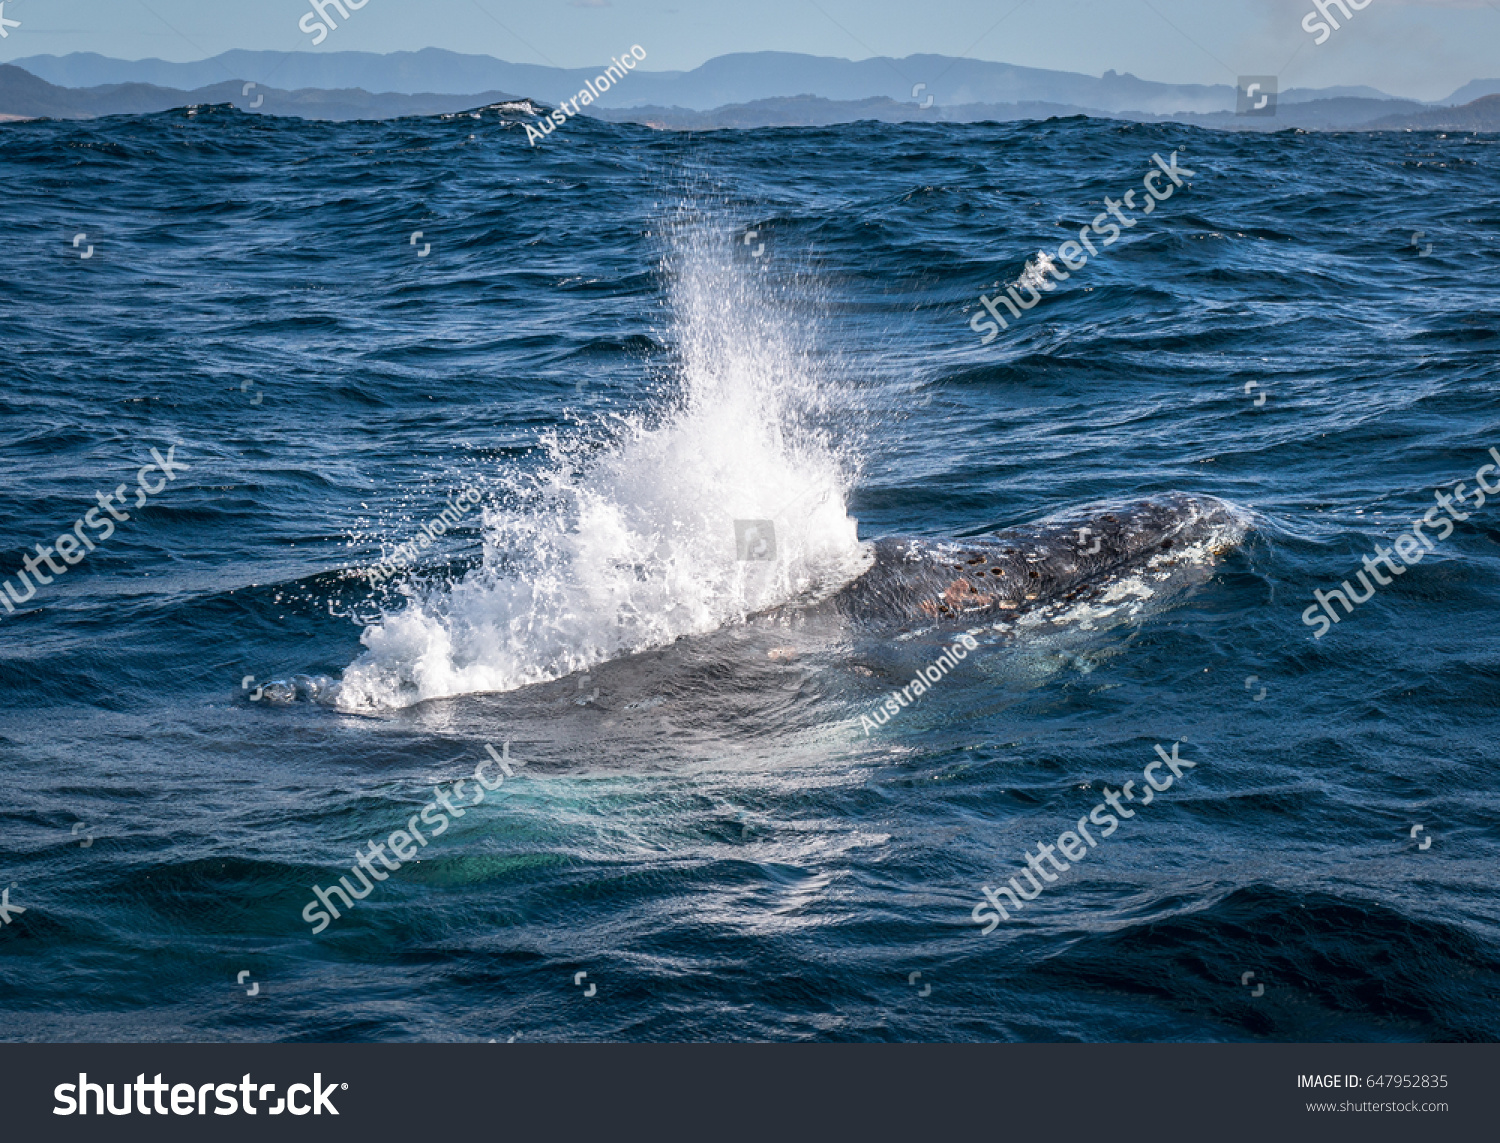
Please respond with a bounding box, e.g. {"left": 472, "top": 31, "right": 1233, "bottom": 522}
{"left": 829, "top": 492, "right": 1251, "bottom": 627}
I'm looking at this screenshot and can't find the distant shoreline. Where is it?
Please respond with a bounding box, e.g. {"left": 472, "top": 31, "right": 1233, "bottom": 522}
{"left": 3, "top": 49, "right": 1496, "bottom": 131}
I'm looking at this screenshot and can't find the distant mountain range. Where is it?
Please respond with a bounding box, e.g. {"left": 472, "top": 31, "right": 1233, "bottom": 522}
{"left": 0, "top": 63, "right": 522, "bottom": 121}
{"left": 2, "top": 50, "right": 1498, "bottom": 132}
{"left": 10, "top": 49, "right": 1490, "bottom": 111}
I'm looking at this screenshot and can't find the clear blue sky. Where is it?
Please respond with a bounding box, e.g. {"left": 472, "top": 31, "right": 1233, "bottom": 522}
{"left": 0, "top": 0, "right": 1495, "bottom": 100}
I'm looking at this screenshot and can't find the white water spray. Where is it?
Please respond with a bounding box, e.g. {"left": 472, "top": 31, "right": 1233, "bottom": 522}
{"left": 336, "top": 223, "right": 870, "bottom": 710}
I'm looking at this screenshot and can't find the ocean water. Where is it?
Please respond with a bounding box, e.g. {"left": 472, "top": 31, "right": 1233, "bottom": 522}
{"left": 1, "top": 106, "right": 1497, "bottom": 1042}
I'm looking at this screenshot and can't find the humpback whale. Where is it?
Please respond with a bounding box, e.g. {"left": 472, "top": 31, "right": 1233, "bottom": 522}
{"left": 814, "top": 492, "right": 1249, "bottom": 629}
{"left": 320, "top": 493, "right": 1249, "bottom": 714}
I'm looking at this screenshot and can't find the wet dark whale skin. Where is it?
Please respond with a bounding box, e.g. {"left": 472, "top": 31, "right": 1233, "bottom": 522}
{"left": 824, "top": 492, "right": 1249, "bottom": 626}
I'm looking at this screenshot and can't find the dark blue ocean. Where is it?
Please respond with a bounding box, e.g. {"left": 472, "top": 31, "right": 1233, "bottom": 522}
{"left": 1, "top": 106, "right": 1497, "bottom": 1042}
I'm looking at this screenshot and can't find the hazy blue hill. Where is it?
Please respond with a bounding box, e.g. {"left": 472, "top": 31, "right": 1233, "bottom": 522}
{"left": 1442, "top": 78, "right": 1500, "bottom": 105}
{"left": 1360, "top": 92, "right": 1500, "bottom": 131}
{"left": 0, "top": 64, "right": 192, "bottom": 118}
{"left": 5, "top": 50, "right": 232, "bottom": 90}
{"left": 1279, "top": 84, "right": 1409, "bottom": 104}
